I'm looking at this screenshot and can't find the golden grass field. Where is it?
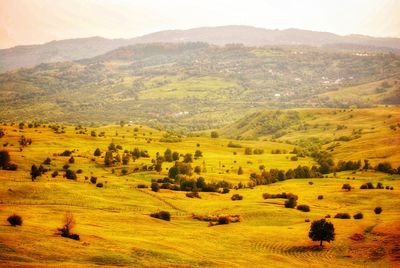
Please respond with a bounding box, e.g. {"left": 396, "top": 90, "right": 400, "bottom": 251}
{"left": 0, "top": 107, "right": 399, "bottom": 267}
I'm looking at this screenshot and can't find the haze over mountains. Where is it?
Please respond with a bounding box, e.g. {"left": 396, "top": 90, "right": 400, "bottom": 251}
{"left": 1, "top": 25, "right": 400, "bottom": 72}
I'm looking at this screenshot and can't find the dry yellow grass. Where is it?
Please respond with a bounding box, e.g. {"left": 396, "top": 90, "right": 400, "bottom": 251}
{"left": 0, "top": 115, "right": 399, "bottom": 267}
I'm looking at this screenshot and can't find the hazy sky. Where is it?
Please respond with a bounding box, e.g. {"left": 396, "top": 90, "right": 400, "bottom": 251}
{"left": 0, "top": 0, "right": 399, "bottom": 49}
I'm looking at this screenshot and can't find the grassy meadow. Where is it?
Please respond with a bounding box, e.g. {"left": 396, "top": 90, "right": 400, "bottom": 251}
{"left": 0, "top": 107, "right": 399, "bottom": 267}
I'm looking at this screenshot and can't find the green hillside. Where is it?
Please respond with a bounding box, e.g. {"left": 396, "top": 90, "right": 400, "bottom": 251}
{"left": 1, "top": 43, "right": 399, "bottom": 131}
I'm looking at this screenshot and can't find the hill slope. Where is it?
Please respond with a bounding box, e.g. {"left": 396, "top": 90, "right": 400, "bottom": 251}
{"left": 1, "top": 43, "right": 399, "bottom": 130}
{"left": 1, "top": 25, "right": 400, "bottom": 72}
{"left": 221, "top": 107, "right": 400, "bottom": 166}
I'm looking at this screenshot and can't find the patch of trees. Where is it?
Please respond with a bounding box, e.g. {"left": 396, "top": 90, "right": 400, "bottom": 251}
{"left": 192, "top": 214, "right": 240, "bottom": 226}
{"left": 31, "top": 164, "right": 48, "bottom": 181}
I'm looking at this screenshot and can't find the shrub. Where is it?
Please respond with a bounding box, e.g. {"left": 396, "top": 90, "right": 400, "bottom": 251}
{"left": 186, "top": 192, "right": 201, "bottom": 199}
{"left": 353, "top": 212, "right": 363, "bottom": 219}
{"left": 51, "top": 171, "right": 58, "bottom": 178}
{"left": 0, "top": 150, "right": 10, "bottom": 168}
{"left": 221, "top": 187, "right": 230, "bottom": 194}
{"left": 65, "top": 169, "right": 77, "bottom": 180}
{"left": 151, "top": 182, "right": 160, "bottom": 192}
{"left": 90, "top": 176, "right": 97, "bottom": 184}
{"left": 217, "top": 216, "right": 230, "bottom": 225}
{"left": 297, "top": 204, "right": 310, "bottom": 212}
{"left": 342, "top": 184, "right": 351, "bottom": 191}
{"left": 284, "top": 197, "right": 297, "bottom": 208}
{"left": 150, "top": 211, "right": 171, "bottom": 221}
{"left": 43, "top": 157, "right": 51, "bottom": 165}
{"left": 374, "top": 207, "right": 382, "bottom": 214}
{"left": 96, "top": 183, "right": 103, "bottom": 188}
{"left": 7, "top": 214, "right": 22, "bottom": 226}
{"left": 334, "top": 213, "right": 351, "bottom": 219}
{"left": 376, "top": 182, "right": 384, "bottom": 189}
{"left": 366, "top": 182, "right": 375, "bottom": 189}
{"left": 318, "top": 195, "right": 324, "bottom": 200}
{"left": 137, "top": 184, "right": 148, "bottom": 188}
{"left": 58, "top": 212, "right": 79, "bottom": 240}
{"left": 360, "top": 184, "right": 368, "bottom": 189}
{"left": 231, "top": 194, "right": 243, "bottom": 201}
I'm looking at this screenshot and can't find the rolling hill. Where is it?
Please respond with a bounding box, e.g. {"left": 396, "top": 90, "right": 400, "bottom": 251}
{"left": 1, "top": 25, "right": 400, "bottom": 72}
{"left": 0, "top": 42, "right": 399, "bottom": 130}
{"left": 220, "top": 107, "right": 400, "bottom": 166}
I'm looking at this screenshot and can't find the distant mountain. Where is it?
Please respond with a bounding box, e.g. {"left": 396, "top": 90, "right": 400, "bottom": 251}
{"left": 1, "top": 25, "right": 400, "bottom": 72}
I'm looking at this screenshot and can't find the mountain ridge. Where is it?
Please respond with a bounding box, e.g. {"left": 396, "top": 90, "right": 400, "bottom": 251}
{"left": 1, "top": 25, "right": 400, "bottom": 72}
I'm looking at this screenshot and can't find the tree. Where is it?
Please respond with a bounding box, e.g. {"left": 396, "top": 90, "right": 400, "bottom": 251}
{"left": 90, "top": 130, "right": 96, "bottom": 137}
{"left": 308, "top": 219, "right": 335, "bottom": 247}
{"left": 0, "top": 150, "right": 10, "bottom": 168}
{"left": 172, "top": 151, "right": 180, "bottom": 161}
{"left": 68, "top": 156, "right": 75, "bottom": 164}
{"left": 94, "top": 148, "right": 101, "bottom": 156}
{"left": 65, "top": 169, "right": 77, "bottom": 180}
{"left": 122, "top": 153, "right": 130, "bottom": 165}
{"left": 151, "top": 182, "right": 160, "bottom": 192}
{"left": 104, "top": 151, "right": 113, "bottom": 166}
{"left": 194, "top": 166, "right": 201, "bottom": 174}
{"left": 164, "top": 149, "right": 173, "bottom": 162}
{"left": 210, "top": 131, "right": 219, "bottom": 138}
{"left": 30, "top": 164, "right": 41, "bottom": 181}
{"left": 194, "top": 150, "right": 202, "bottom": 158}
{"left": 183, "top": 153, "right": 193, "bottom": 163}
{"left": 237, "top": 167, "right": 243, "bottom": 175}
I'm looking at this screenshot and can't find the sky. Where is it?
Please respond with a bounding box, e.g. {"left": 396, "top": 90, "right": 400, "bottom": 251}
{"left": 0, "top": 0, "right": 399, "bottom": 49}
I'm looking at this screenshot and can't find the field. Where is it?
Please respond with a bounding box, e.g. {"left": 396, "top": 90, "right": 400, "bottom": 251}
{"left": 0, "top": 108, "right": 399, "bottom": 267}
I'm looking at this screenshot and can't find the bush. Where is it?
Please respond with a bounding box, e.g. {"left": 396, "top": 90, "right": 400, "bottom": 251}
{"left": 360, "top": 184, "right": 368, "bottom": 189}
{"left": 96, "top": 183, "right": 103, "bottom": 188}
{"left": 221, "top": 187, "right": 230, "bottom": 194}
{"left": 374, "top": 207, "right": 382, "bottom": 214}
{"left": 308, "top": 181, "right": 314, "bottom": 185}
{"left": 137, "top": 184, "right": 148, "bottom": 188}
{"left": 284, "top": 197, "right": 297, "bottom": 208}
{"left": 376, "top": 182, "right": 384, "bottom": 189}
{"left": 353, "top": 212, "right": 363, "bottom": 219}
{"left": 90, "top": 176, "right": 97, "bottom": 184}
{"left": 231, "top": 194, "right": 243, "bottom": 201}
{"left": 150, "top": 211, "right": 171, "bottom": 221}
{"left": 43, "top": 157, "right": 51, "bottom": 165}
{"left": 186, "top": 192, "right": 201, "bottom": 199}
{"left": 7, "top": 214, "right": 22, "bottom": 226}
{"left": 334, "top": 213, "right": 351, "bottom": 219}
{"left": 318, "top": 195, "right": 324, "bottom": 200}
{"left": 58, "top": 212, "right": 79, "bottom": 240}
{"left": 297, "top": 204, "right": 310, "bottom": 212}
{"left": 217, "top": 216, "right": 230, "bottom": 225}
{"left": 366, "top": 182, "right": 375, "bottom": 189}
{"left": 65, "top": 169, "right": 77, "bottom": 180}
{"left": 342, "top": 184, "right": 351, "bottom": 191}
{"left": 151, "top": 182, "right": 160, "bottom": 192}
{"left": 51, "top": 171, "right": 58, "bottom": 178}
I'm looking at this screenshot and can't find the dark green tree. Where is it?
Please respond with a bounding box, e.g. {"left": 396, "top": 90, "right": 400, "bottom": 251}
{"left": 308, "top": 219, "right": 335, "bottom": 247}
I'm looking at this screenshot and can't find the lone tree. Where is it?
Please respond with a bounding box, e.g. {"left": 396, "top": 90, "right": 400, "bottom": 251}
{"left": 309, "top": 219, "right": 335, "bottom": 247}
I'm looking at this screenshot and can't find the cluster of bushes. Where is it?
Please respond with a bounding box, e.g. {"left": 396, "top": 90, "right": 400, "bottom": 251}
{"left": 30, "top": 164, "right": 49, "bottom": 181}
{"left": 360, "top": 182, "right": 393, "bottom": 190}
{"left": 336, "top": 160, "right": 362, "bottom": 171}
{"left": 244, "top": 147, "right": 264, "bottom": 155}
{"left": 250, "top": 165, "right": 322, "bottom": 186}
{"left": 192, "top": 214, "right": 240, "bottom": 226}
{"left": 151, "top": 175, "right": 231, "bottom": 193}
{"left": 262, "top": 192, "right": 298, "bottom": 200}
{"left": 150, "top": 211, "right": 171, "bottom": 221}
{"left": 227, "top": 142, "right": 242, "bottom": 148}
{"left": 341, "top": 184, "right": 352, "bottom": 191}
{"left": 271, "top": 149, "right": 287, "bottom": 154}
{"left": 18, "top": 135, "right": 32, "bottom": 147}
{"left": 334, "top": 213, "right": 351, "bottom": 219}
